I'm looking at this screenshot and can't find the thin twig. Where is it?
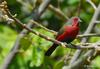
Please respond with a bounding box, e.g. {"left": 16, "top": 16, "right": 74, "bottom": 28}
{"left": 30, "top": 20, "right": 58, "bottom": 35}
{"left": 1, "top": 0, "right": 52, "bottom": 69}
{"left": 36, "top": 0, "right": 69, "bottom": 20}
{"left": 31, "top": 21, "right": 100, "bottom": 38}
{"left": 3, "top": 4, "right": 100, "bottom": 50}
{"left": 77, "top": 0, "right": 82, "bottom": 16}
{"left": 69, "top": 3, "right": 100, "bottom": 68}
{"left": 63, "top": 49, "right": 95, "bottom": 69}
{"left": 5, "top": 6, "right": 100, "bottom": 50}
{"left": 86, "top": 0, "right": 97, "bottom": 10}
{"left": 77, "top": 33, "right": 100, "bottom": 38}
{"left": 48, "top": 5, "right": 69, "bottom": 20}
{"left": 30, "top": 21, "right": 100, "bottom": 38}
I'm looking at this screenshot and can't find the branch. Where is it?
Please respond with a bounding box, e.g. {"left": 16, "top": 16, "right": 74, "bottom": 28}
{"left": 48, "top": 5, "right": 69, "bottom": 20}
{"left": 77, "top": 33, "right": 100, "bottom": 38}
{"left": 37, "top": 0, "right": 69, "bottom": 20}
{"left": 29, "top": 20, "right": 100, "bottom": 38}
{"left": 86, "top": 0, "right": 97, "bottom": 10}
{"left": 1, "top": 1, "right": 100, "bottom": 69}
{"left": 30, "top": 20, "right": 100, "bottom": 38}
{"left": 69, "top": 3, "right": 100, "bottom": 68}
{"left": 95, "top": 21, "right": 100, "bottom": 24}
{"left": 1, "top": 0, "right": 52, "bottom": 69}
{"left": 34, "top": 0, "right": 51, "bottom": 19}
{"left": 4, "top": 3, "right": 100, "bottom": 50}
{"left": 2, "top": 1, "right": 100, "bottom": 49}
{"left": 30, "top": 20, "right": 57, "bottom": 35}
{"left": 63, "top": 49, "right": 95, "bottom": 69}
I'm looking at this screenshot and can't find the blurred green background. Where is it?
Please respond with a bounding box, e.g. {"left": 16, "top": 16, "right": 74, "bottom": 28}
{"left": 0, "top": 0, "right": 100, "bottom": 69}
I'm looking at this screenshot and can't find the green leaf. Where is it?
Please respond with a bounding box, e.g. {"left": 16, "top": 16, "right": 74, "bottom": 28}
{"left": 89, "top": 37, "right": 100, "bottom": 43}
{"left": 0, "top": 25, "right": 17, "bottom": 64}
{"left": 20, "top": 35, "right": 32, "bottom": 51}
{"left": 68, "top": 0, "right": 79, "bottom": 5}
{"left": 91, "top": 56, "right": 100, "bottom": 69}
{"left": 31, "top": 46, "right": 44, "bottom": 67}
{"left": 53, "top": 59, "right": 64, "bottom": 69}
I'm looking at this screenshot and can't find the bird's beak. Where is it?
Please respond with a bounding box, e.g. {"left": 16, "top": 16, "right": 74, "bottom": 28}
{"left": 79, "top": 19, "right": 82, "bottom": 22}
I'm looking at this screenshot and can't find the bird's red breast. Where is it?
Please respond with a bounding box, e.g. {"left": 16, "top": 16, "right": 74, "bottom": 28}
{"left": 56, "top": 26, "right": 79, "bottom": 42}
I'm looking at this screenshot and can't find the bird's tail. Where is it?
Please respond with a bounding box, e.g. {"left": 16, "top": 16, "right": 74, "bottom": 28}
{"left": 45, "top": 43, "right": 58, "bottom": 56}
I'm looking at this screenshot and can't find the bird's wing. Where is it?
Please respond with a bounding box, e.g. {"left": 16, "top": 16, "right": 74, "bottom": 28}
{"left": 56, "top": 26, "right": 65, "bottom": 38}
{"left": 56, "top": 18, "right": 72, "bottom": 38}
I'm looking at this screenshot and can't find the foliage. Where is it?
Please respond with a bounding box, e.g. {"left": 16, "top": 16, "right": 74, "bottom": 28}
{"left": 0, "top": 0, "right": 100, "bottom": 69}
{"left": 0, "top": 25, "right": 17, "bottom": 64}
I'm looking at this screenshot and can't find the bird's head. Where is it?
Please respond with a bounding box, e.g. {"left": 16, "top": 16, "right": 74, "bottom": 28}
{"left": 71, "top": 17, "right": 81, "bottom": 26}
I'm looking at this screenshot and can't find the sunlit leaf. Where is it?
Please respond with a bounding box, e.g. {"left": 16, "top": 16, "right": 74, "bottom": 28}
{"left": 20, "top": 35, "right": 32, "bottom": 51}
{"left": 89, "top": 37, "right": 100, "bottom": 43}
{"left": 31, "top": 45, "right": 44, "bottom": 67}
{"left": 0, "top": 25, "right": 17, "bottom": 64}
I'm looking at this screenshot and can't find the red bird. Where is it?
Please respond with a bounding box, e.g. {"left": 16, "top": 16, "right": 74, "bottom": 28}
{"left": 45, "top": 17, "right": 81, "bottom": 56}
